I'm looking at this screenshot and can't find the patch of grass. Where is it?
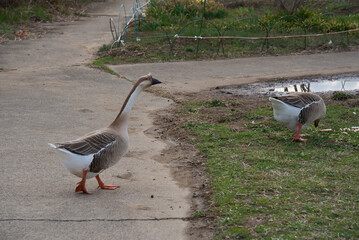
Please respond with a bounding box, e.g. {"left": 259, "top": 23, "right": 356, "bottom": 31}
{"left": 325, "top": 1, "right": 359, "bottom": 14}
{"left": 178, "top": 96, "right": 359, "bottom": 239}
{"left": 332, "top": 91, "right": 355, "bottom": 100}
{"left": 185, "top": 46, "right": 195, "bottom": 52}
{"left": 0, "top": 4, "right": 52, "bottom": 26}
{"left": 98, "top": 44, "right": 113, "bottom": 56}
{"left": 205, "top": 99, "right": 226, "bottom": 107}
{"left": 0, "top": 0, "right": 99, "bottom": 40}
{"left": 193, "top": 210, "right": 206, "bottom": 218}
{"left": 96, "top": 1, "right": 359, "bottom": 63}
{"left": 90, "top": 57, "right": 122, "bottom": 76}
{"left": 146, "top": 0, "right": 228, "bottom": 27}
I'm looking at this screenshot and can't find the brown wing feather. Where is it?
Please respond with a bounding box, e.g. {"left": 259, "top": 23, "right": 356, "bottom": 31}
{"left": 55, "top": 130, "right": 118, "bottom": 156}
{"left": 89, "top": 136, "right": 127, "bottom": 173}
{"left": 274, "top": 93, "right": 322, "bottom": 108}
{"left": 299, "top": 105, "right": 314, "bottom": 125}
{"left": 274, "top": 93, "right": 323, "bottom": 125}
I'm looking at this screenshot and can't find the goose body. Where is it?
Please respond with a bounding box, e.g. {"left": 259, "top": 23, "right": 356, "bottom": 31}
{"left": 49, "top": 74, "right": 161, "bottom": 194}
{"left": 269, "top": 92, "right": 326, "bottom": 142}
{"left": 49, "top": 128, "right": 128, "bottom": 179}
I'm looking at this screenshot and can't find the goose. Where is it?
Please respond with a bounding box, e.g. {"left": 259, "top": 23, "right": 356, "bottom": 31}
{"left": 49, "top": 74, "right": 161, "bottom": 194}
{"left": 269, "top": 92, "right": 326, "bottom": 142}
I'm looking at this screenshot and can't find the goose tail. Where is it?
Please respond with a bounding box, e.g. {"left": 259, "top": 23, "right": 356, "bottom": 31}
{"left": 48, "top": 143, "right": 58, "bottom": 149}
{"left": 269, "top": 97, "right": 286, "bottom": 111}
{"left": 48, "top": 143, "right": 70, "bottom": 155}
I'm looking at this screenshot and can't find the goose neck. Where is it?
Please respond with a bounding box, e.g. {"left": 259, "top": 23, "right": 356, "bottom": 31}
{"left": 110, "top": 84, "right": 143, "bottom": 130}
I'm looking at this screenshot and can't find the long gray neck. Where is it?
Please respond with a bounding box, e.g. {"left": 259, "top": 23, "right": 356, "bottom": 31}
{"left": 110, "top": 85, "right": 143, "bottom": 132}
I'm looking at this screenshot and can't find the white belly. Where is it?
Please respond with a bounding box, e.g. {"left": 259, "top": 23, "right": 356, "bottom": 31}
{"left": 270, "top": 98, "right": 301, "bottom": 131}
{"left": 273, "top": 108, "right": 301, "bottom": 131}
{"left": 50, "top": 145, "right": 98, "bottom": 178}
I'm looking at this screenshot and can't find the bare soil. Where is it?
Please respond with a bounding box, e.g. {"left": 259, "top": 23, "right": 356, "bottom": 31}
{"left": 103, "top": 40, "right": 359, "bottom": 63}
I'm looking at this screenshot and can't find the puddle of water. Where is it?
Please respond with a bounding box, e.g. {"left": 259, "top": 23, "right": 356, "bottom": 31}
{"left": 269, "top": 75, "right": 359, "bottom": 93}
{"left": 220, "top": 74, "right": 359, "bottom": 95}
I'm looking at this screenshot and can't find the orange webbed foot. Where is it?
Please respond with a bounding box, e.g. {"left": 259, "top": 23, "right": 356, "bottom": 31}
{"left": 292, "top": 124, "right": 307, "bottom": 142}
{"left": 98, "top": 184, "right": 120, "bottom": 190}
{"left": 292, "top": 137, "right": 307, "bottom": 142}
{"left": 76, "top": 183, "right": 92, "bottom": 194}
{"left": 75, "top": 169, "right": 92, "bottom": 194}
{"left": 96, "top": 175, "right": 119, "bottom": 191}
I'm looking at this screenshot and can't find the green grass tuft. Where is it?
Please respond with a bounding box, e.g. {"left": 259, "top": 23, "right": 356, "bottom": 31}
{"left": 91, "top": 57, "right": 121, "bottom": 76}
{"left": 193, "top": 210, "right": 206, "bottom": 218}
{"left": 332, "top": 91, "right": 355, "bottom": 100}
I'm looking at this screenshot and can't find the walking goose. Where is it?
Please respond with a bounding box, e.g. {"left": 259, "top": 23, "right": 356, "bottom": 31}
{"left": 49, "top": 74, "right": 161, "bottom": 194}
{"left": 269, "top": 92, "right": 326, "bottom": 142}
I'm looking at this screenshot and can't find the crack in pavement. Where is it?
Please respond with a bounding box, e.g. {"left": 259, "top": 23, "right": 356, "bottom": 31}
{"left": 0, "top": 217, "right": 191, "bottom": 223}
{"left": 87, "top": 13, "right": 120, "bottom": 17}
{"left": 0, "top": 217, "right": 191, "bottom": 222}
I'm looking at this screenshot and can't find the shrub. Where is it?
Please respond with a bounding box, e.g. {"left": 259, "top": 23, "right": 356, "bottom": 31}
{"left": 325, "top": 17, "right": 359, "bottom": 32}
{"left": 0, "top": 4, "right": 52, "bottom": 25}
{"left": 275, "top": 8, "right": 327, "bottom": 32}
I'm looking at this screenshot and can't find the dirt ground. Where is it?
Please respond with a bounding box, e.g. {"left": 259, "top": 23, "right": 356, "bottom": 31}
{"left": 105, "top": 42, "right": 359, "bottom": 62}
{"left": 151, "top": 82, "right": 359, "bottom": 238}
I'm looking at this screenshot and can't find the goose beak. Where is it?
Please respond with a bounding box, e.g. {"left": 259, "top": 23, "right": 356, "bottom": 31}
{"left": 151, "top": 78, "right": 162, "bottom": 85}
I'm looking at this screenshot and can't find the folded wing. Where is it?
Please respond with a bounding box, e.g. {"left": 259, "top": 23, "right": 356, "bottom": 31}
{"left": 54, "top": 130, "right": 118, "bottom": 156}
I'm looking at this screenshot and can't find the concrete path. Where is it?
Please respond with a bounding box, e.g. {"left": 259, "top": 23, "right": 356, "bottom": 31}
{"left": 0, "top": 1, "right": 190, "bottom": 239}
{"left": 109, "top": 51, "right": 359, "bottom": 95}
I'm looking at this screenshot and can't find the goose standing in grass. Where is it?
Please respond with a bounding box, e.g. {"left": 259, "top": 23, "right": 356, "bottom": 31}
{"left": 269, "top": 92, "right": 326, "bottom": 142}
{"left": 49, "top": 74, "right": 161, "bottom": 194}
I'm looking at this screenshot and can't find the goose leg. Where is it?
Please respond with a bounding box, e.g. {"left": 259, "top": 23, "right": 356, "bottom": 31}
{"left": 96, "top": 175, "right": 119, "bottom": 190}
{"left": 76, "top": 169, "right": 92, "bottom": 194}
{"left": 292, "top": 123, "right": 307, "bottom": 142}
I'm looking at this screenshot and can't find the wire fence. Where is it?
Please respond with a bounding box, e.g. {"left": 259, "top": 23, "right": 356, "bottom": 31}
{"left": 108, "top": 0, "right": 359, "bottom": 57}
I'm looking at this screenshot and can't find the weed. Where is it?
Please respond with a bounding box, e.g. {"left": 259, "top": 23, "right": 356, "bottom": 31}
{"left": 185, "top": 46, "right": 195, "bottom": 52}
{"left": 90, "top": 57, "right": 121, "bottom": 76}
{"left": 332, "top": 91, "right": 355, "bottom": 100}
{"left": 205, "top": 99, "right": 225, "bottom": 107}
{"left": 97, "top": 44, "right": 113, "bottom": 56}
{"left": 193, "top": 210, "right": 206, "bottom": 218}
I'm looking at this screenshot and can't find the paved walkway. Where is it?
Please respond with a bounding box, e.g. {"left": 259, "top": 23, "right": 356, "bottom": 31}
{"left": 0, "top": 1, "right": 190, "bottom": 239}
{"left": 109, "top": 51, "right": 359, "bottom": 95}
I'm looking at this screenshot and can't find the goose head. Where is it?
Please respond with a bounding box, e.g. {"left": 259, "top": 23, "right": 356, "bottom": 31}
{"left": 136, "top": 73, "right": 161, "bottom": 90}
